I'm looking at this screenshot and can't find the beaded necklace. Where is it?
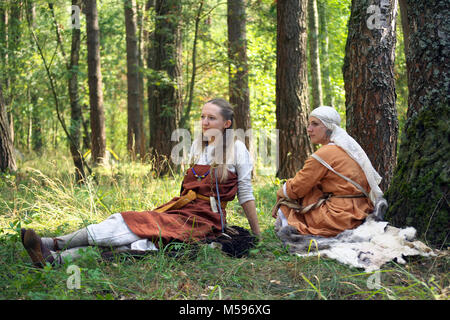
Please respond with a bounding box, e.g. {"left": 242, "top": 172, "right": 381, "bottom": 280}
{"left": 191, "top": 167, "right": 210, "bottom": 181}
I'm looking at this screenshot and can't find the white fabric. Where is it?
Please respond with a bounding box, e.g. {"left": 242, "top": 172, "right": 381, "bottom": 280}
{"left": 189, "top": 139, "right": 255, "bottom": 205}
{"left": 86, "top": 213, "right": 157, "bottom": 251}
{"left": 309, "top": 106, "right": 384, "bottom": 204}
{"left": 282, "top": 182, "right": 291, "bottom": 200}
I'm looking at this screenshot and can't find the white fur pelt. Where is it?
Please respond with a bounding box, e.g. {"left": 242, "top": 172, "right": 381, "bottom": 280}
{"left": 275, "top": 215, "right": 436, "bottom": 272}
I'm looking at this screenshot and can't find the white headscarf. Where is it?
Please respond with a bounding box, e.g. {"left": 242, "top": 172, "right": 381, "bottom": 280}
{"left": 309, "top": 106, "right": 384, "bottom": 205}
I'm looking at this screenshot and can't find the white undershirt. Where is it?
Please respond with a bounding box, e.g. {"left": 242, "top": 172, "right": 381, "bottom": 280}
{"left": 189, "top": 139, "right": 255, "bottom": 205}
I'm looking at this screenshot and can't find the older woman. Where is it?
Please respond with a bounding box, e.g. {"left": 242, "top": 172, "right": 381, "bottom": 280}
{"left": 21, "top": 98, "right": 260, "bottom": 267}
{"left": 272, "top": 106, "right": 386, "bottom": 237}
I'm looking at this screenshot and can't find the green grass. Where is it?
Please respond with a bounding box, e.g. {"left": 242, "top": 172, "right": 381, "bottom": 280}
{"left": 0, "top": 151, "right": 448, "bottom": 300}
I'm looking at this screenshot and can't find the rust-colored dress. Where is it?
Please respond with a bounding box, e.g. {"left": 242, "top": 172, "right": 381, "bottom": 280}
{"left": 280, "top": 144, "right": 374, "bottom": 237}
{"left": 121, "top": 165, "right": 237, "bottom": 246}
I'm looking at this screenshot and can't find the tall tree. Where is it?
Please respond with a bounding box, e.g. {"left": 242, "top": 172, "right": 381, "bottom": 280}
{"left": 26, "top": 1, "right": 42, "bottom": 154}
{"left": 227, "top": 0, "right": 251, "bottom": 147}
{"left": 148, "top": 0, "right": 183, "bottom": 175}
{"left": 68, "top": 0, "right": 85, "bottom": 181}
{"left": 27, "top": 1, "right": 88, "bottom": 181}
{"left": 124, "top": 0, "right": 142, "bottom": 159}
{"left": 343, "top": 0, "right": 398, "bottom": 192}
{"left": 136, "top": 0, "right": 148, "bottom": 158}
{"left": 179, "top": 0, "right": 203, "bottom": 130}
{"left": 0, "top": 83, "right": 16, "bottom": 172}
{"left": 308, "top": 0, "right": 323, "bottom": 109}
{"left": 386, "top": 0, "right": 449, "bottom": 247}
{"left": 276, "top": 0, "right": 312, "bottom": 179}
{"left": 0, "top": 2, "right": 7, "bottom": 98}
{"left": 317, "top": 0, "right": 333, "bottom": 107}
{"left": 85, "top": 0, "right": 106, "bottom": 165}
{"left": 4, "top": 1, "right": 22, "bottom": 144}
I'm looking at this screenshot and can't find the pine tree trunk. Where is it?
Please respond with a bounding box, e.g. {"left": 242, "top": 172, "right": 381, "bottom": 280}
{"left": 227, "top": 0, "right": 251, "bottom": 148}
{"left": 343, "top": 0, "right": 398, "bottom": 192}
{"left": 68, "top": 0, "right": 85, "bottom": 181}
{"left": 136, "top": 1, "right": 147, "bottom": 158}
{"left": 317, "top": 0, "right": 333, "bottom": 107}
{"left": 180, "top": 0, "right": 203, "bottom": 130}
{"left": 308, "top": 0, "right": 323, "bottom": 109}
{"left": 276, "top": 0, "right": 313, "bottom": 179}
{"left": 0, "top": 4, "right": 7, "bottom": 101}
{"left": 4, "top": 2, "right": 21, "bottom": 145}
{"left": 125, "top": 0, "right": 141, "bottom": 159}
{"left": 148, "top": 0, "right": 182, "bottom": 175}
{"left": 385, "top": 0, "right": 450, "bottom": 247}
{"left": 85, "top": 0, "right": 106, "bottom": 165}
{"left": 25, "top": 1, "right": 42, "bottom": 154}
{"left": 0, "top": 83, "right": 16, "bottom": 172}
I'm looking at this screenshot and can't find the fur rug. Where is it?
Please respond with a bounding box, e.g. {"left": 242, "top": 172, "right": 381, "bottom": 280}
{"left": 275, "top": 215, "right": 436, "bottom": 272}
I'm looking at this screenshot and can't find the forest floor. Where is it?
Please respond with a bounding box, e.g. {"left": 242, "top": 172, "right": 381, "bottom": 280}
{"left": 0, "top": 152, "right": 448, "bottom": 301}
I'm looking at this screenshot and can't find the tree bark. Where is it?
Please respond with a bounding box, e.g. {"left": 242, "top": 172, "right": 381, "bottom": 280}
{"left": 343, "top": 0, "right": 398, "bottom": 192}
{"left": 0, "top": 3, "right": 7, "bottom": 96}
{"left": 179, "top": 0, "right": 203, "bottom": 130}
{"left": 125, "top": 0, "right": 142, "bottom": 159}
{"left": 276, "top": 0, "right": 312, "bottom": 179}
{"left": 136, "top": 1, "right": 147, "bottom": 158}
{"left": 227, "top": 0, "right": 251, "bottom": 148}
{"left": 85, "top": 0, "right": 106, "bottom": 165}
{"left": 317, "top": 0, "right": 333, "bottom": 107}
{"left": 5, "top": 2, "right": 21, "bottom": 144}
{"left": 25, "top": 1, "right": 42, "bottom": 154}
{"left": 0, "top": 83, "right": 16, "bottom": 172}
{"left": 148, "top": 0, "right": 183, "bottom": 175}
{"left": 385, "top": 0, "right": 450, "bottom": 247}
{"left": 308, "top": 0, "right": 323, "bottom": 109}
{"left": 68, "top": 0, "right": 85, "bottom": 181}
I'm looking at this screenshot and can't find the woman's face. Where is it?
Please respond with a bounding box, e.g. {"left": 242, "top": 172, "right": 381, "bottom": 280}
{"left": 307, "top": 116, "right": 330, "bottom": 145}
{"left": 201, "top": 102, "right": 231, "bottom": 140}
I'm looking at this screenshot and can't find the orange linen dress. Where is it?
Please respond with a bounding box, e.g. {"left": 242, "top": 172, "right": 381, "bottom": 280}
{"left": 121, "top": 165, "right": 238, "bottom": 246}
{"left": 280, "top": 144, "right": 374, "bottom": 237}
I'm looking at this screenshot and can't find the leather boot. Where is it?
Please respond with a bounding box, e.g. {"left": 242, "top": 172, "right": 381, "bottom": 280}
{"left": 21, "top": 229, "right": 56, "bottom": 268}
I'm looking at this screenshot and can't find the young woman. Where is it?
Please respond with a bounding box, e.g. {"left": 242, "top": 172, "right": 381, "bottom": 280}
{"left": 272, "top": 106, "right": 386, "bottom": 237}
{"left": 21, "top": 98, "right": 260, "bottom": 267}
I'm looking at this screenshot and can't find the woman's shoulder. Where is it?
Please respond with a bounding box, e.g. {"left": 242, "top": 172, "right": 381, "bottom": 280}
{"left": 233, "top": 138, "right": 248, "bottom": 150}
{"left": 313, "top": 144, "right": 347, "bottom": 161}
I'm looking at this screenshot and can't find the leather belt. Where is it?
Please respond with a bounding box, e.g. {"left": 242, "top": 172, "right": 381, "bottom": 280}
{"left": 154, "top": 190, "right": 227, "bottom": 213}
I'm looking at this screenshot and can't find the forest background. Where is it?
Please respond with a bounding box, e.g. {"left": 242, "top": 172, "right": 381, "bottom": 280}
{"left": 1, "top": 0, "right": 409, "bottom": 164}
{"left": 0, "top": 0, "right": 448, "bottom": 300}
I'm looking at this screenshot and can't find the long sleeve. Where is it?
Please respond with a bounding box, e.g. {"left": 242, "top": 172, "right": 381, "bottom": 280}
{"left": 284, "top": 156, "right": 328, "bottom": 200}
{"left": 233, "top": 140, "right": 255, "bottom": 205}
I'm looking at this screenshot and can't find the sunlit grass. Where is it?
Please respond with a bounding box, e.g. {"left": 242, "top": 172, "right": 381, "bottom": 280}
{"left": 0, "top": 151, "right": 448, "bottom": 300}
